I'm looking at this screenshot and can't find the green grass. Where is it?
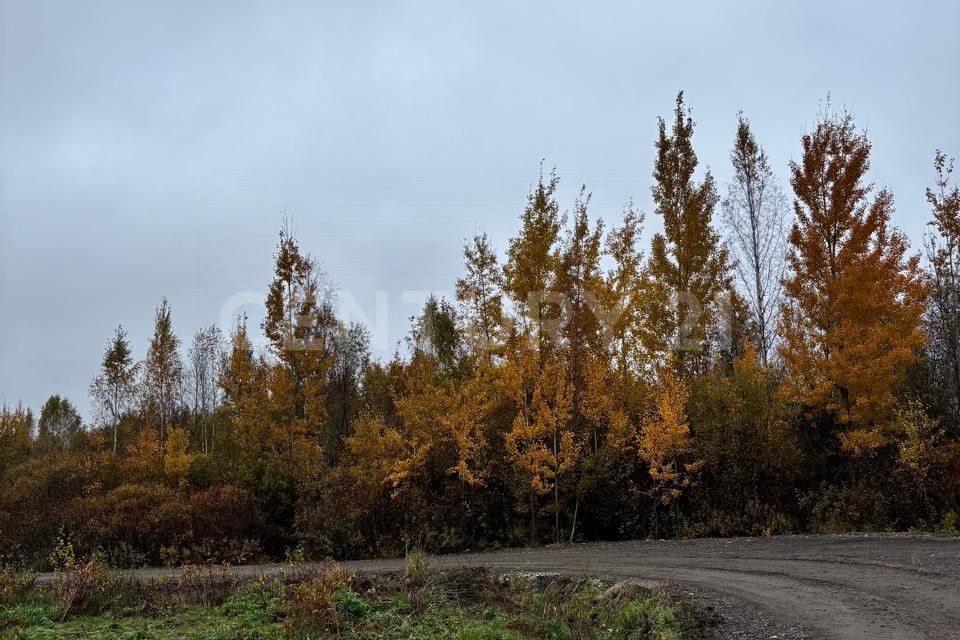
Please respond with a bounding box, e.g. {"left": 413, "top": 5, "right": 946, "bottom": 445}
{"left": 2, "top": 601, "right": 285, "bottom": 640}
{"left": 0, "top": 568, "right": 710, "bottom": 640}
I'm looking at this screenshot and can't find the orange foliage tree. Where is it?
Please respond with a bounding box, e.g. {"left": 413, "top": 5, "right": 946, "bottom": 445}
{"left": 780, "top": 107, "right": 928, "bottom": 454}
{"left": 638, "top": 369, "right": 704, "bottom": 533}
{"left": 504, "top": 341, "right": 580, "bottom": 543}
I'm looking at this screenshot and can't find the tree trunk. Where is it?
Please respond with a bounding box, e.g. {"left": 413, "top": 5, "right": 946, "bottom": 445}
{"left": 569, "top": 498, "right": 579, "bottom": 544}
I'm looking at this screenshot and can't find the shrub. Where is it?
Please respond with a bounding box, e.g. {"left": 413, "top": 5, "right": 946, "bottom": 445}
{"left": 190, "top": 485, "right": 260, "bottom": 542}
{"left": 220, "top": 580, "right": 283, "bottom": 621}
{"left": 0, "top": 567, "right": 33, "bottom": 606}
{"left": 285, "top": 561, "right": 348, "bottom": 632}
{"left": 332, "top": 585, "right": 374, "bottom": 618}
{"left": 50, "top": 554, "right": 116, "bottom": 621}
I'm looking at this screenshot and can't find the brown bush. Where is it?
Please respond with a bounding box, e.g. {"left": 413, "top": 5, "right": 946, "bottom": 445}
{"left": 50, "top": 556, "right": 117, "bottom": 621}
{"left": 189, "top": 485, "right": 259, "bottom": 541}
{"left": 285, "top": 561, "right": 348, "bottom": 632}
{"left": 175, "top": 564, "right": 241, "bottom": 607}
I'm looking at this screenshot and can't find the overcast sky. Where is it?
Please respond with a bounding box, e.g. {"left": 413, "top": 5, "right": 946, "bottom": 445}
{"left": 2, "top": 0, "right": 958, "bottom": 419}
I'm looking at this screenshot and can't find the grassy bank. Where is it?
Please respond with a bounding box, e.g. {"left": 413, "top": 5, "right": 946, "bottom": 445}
{"left": 0, "top": 560, "right": 713, "bottom": 640}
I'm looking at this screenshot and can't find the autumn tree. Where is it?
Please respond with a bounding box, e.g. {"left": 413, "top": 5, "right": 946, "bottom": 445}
{"left": 456, "top": 232, "right": 504, "bottom": 360}
{"left": 503, "top": 169, "right": 564, "bottom": 350}
{"left": 163, "top": 426, "right": 194, "bottom": 486}
{"left": 326, "top": 321, "right": 370, "bottom": 460}
{"left": 601, "top": 204, "right": 647, "bottom": 389}
{"left": 570, "top": 353, "right": 636, "bottom": 541}
{"left": 894, "top": 401, "right": 944, "bottom": 518}
{"left": 689, "top": 345, "right": 799, "bottom": 534}
{"left": 219, "top": 320, "right": 269, "bottom": 462}
{"left": 925, "top": 151, "right": 960, "bottom": 416}
{"left": 555, "top": 187, "right": 605, "bottom": 385}
{"left": 262, "top": 226, "right": 335, "bottom": 451}
{"left": 0, "top": 402, "right": 33, "bottom": 478}
{"left": 388, "top": 356, "right": 455, "bottom": 507}
{"left": 408, "top": 296, "right": 462, "bottom": 376}
{"left": 504, "top": 346, "right": 579, "bottom": 543}
{"left": 143, "top": 297, "right": 184, "bottom": 443}
{"left": 444, "top": 360, "right": 502, "bottom": 488}
{"left": 722, "top": 113, "right": 788, "bottom": 365}
{"left": 90, "top": 325, "right": 139, "bottom": 453}
{"left": 343, "top": 409, "right": 406, "bottom": 544}
{"left": 402, "top": 299, "right": 475, "bottom": 470}
{"left": 35, "top": 395, "right": 82, "bottom": 453}
{"left": 646, "top": 92, "right": 730, "bottom": 378}
{"left": 637, "top": 369, "right": 703, "bottom": 534}
{"left": 780, "top": 107, "right": 927, "bottom": 454}
{"left": 187, "top": 325, "right": 225, "bottom": 453}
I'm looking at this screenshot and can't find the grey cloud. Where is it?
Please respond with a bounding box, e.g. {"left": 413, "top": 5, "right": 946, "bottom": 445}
{"left": 1, "top": 0, "right": 958, "bottom": 418}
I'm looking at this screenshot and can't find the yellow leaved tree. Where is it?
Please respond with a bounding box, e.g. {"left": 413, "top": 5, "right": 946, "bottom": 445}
{"left": 638, "top": 369, "right": 704, "bottom": 534}
{"left": 504, "top": 344, "right": 580, "bottom": 544}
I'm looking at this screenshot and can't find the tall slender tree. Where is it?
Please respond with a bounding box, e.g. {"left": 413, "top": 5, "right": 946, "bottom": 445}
{"left": 143, "top": 298, "right": 183, "bottom": 443}
{"left": 638, "top": 368, "right": 703, "bottom": 534}
{"left": 645, "top": 92, "right": 730, "bottom": 378}
{"left": 187, "top": 325, "right": 225, "bottom": 453}
{"left": 90, "top": 325, "right": 139, "bottom": 453}
{"left": 925, "top": 151, "right": 960, "bottom": 416}
{"left": 326, "top": 321, "right": 371, "bottom": 459}
{"left": 219, "top": 319, "right": 269, "bottom": 461}
{"left": 556, "top": 187, "right": 605, "bottom": 384}
{"left": 262, "top": 225, "right": 335, "bottom": 450}
{"left": 504, "top": 349, "right": 578, "bottom": 544}
{"left": 503, "top": 169, "right": 564, "bottom": 351}
{"left": 456, "top": 232, "right": 504, "bottom": 361}
{"left": 602, "top": 203, "right": 646, "bottom": 384}
{"left": 722, "top": 113, "right": 788, "bottom": 365}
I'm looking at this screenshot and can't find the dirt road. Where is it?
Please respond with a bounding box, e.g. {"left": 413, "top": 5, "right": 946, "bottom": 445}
{"left": 40, "top": 534, "right": 960, "bottom": 639}
{"left": 397, "top": 534, "right": 960, "bottom": 640}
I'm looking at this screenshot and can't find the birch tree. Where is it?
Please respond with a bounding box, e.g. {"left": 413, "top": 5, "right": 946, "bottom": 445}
{"left": 90, "top": 325, "right": 139, "bottom": 453}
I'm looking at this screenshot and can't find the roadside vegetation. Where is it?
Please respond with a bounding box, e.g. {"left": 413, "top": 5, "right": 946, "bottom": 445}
{"left": 0, "top": 557, "right": 711, "bottom": 640}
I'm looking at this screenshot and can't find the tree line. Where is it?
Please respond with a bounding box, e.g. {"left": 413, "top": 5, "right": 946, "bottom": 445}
{"left": 2, "top": 93, "right": 959, "bottom": 569}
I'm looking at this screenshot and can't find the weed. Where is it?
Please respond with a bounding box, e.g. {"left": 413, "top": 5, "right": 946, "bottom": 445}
{"left": 175, "top": 564, "right": 240, "bottom": 607}
{"left": 285, "top": 561, "right": 348, "bottom": 632}
{"left": 405, "top": 548, "right": 432, "bottom": 586}
{"left": 0, "top": 602, "right": 55, "bottom": 630}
